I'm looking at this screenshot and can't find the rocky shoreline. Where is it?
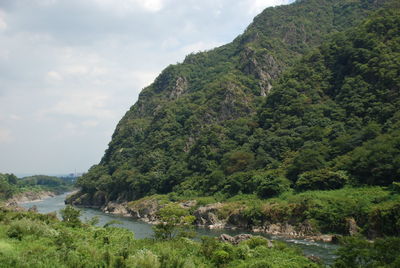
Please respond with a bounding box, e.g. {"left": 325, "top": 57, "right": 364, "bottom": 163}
{"left": 5, "top": 191, "right": 56, "bottom": 206}
{"left": 67, "top": 193, "right": 340, "bottom": 243}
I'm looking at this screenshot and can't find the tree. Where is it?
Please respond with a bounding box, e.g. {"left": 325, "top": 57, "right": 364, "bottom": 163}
{"left": 60, "top": 205, "right": 82, "bottom": 227}
{"left": 334, "top": 236, "right": 400, "bottom": 268}
{"left": 153, "top": 204, "right": 195, "bottom": 240}
{"left": 253, "top": 170, "right": 290, "bottom": 198}
{"left": 296, "top": 169, "right": 348, "bottom": 191}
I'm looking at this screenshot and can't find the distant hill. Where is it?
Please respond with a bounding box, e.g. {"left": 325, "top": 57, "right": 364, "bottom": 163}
{"left": 0, "top": 173, "right": 74, "bottom": 200}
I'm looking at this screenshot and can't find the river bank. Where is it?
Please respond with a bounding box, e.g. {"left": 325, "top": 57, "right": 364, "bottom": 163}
{"left": 68, "top": 186, "right": 400, "bottom": 241}
{"left": 67, "top": 192, "right": 341, "bottom": 243}
{"left": 22, "top": 191, "right": 339, "bottom": 264}
{"left": 5, "top": 190, "right": 56, "bottom": 206}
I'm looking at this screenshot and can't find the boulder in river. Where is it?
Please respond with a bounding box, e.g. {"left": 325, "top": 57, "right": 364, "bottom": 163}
{"left": 219, "top": 233, "right": 273, "bottom": 247}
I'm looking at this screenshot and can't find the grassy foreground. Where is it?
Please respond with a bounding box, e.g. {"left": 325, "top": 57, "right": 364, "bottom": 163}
{"left": 0, "top": 207, "right": 318, "bottom": 268}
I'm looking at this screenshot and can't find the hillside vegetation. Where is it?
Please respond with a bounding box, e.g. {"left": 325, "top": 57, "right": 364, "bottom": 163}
{"left": 0, "top": 207, "right": 320, "bottom": 268}
{"left": 70, "top": 0, "right": 400, "bottom": 238}
{"left": 0, "top": 173, "right": 74, "bottom": 201}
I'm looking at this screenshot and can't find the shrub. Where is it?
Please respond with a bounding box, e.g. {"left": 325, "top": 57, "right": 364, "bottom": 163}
{"left": 296, "top": 169, "right": 348, "bottom": 191}
{"left": 7, "top": 218, "right": 57, "bottom": 240}
{"left": 253, "top": 171, "right": 290, "bottom": 198}
{"left": 334, "top": 236, "right": 400, "bottom": 267}
{"left": 127, "top": 250, "right": 160, "bottom": 268}
{"left": 60, "top": 205, "right": 82, "bottom": 227}
{"left": 242, "top": 236, "right": 270, "bottom": 249}
{"left": 212, "top": 250, "right": 231, "bottom": 266}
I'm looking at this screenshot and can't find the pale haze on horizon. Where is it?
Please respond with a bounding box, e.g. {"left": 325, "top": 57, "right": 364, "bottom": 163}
{"left": 0, "top": 0, "right": 293, "bottom": 176}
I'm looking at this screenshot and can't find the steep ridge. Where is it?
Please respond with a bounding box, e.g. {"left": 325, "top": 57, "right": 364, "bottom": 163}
{"left": 70, "top": 0, "right": 397, "bottom": 206}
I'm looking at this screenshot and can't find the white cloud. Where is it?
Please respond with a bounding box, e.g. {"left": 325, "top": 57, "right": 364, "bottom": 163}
{"left": 0, "top": 0, "right": 293, "bottom": 174}
{"left": 10, "top": 114, "right": 22, "bottom": 121}
{"left": 91, "top": 0, "right": 165, "bottom": 14}
{"left": 82, "top": 120, "right": 99, "bottom": 128}
{"left": 43, "top": 91, "right": 115, "bottom": 119}
{"left": 131, "top": 71, "right": 159, "bottom": 89}
{"left": 64, "top": 65, "right": 89, "bottom": 75}
{"left": 47, "top": 71, "right": 63, "bottom": 81}
{"left": 181, "top": 41, "right": 224, "bottom": 55}
{"left": 33, "top": 0, "right": 57, "bottom": 6}
{"left": 0, "top": 128, "right": 14, "bottom": 144}
{"left": 0, "top": 10, "right": 7, "bottom": 31}
{"left": 139, "top": 0, "right": 164, "bottom": 12}
{"left": 247, "top": 0, "right": 291, "bottom": 15}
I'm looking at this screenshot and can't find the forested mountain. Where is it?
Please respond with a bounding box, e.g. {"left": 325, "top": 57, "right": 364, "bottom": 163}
{"left": 71, "top": 0, "right": 400, "bottom": 206}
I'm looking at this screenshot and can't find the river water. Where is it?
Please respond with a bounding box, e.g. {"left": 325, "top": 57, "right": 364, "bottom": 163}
{"left": 20, "top": 192, "right": 338, "bottom": 265}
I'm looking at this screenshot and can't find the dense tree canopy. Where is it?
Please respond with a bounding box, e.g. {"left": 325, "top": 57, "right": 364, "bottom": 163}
{"left": 72, "top": 0, "right": 400, "bottom": 206}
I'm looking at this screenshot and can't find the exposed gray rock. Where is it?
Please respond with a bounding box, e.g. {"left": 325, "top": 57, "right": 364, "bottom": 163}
{"left": 6, "top": 191, "right": 56, "bottom": 205}
{"left": 219, "top": 233, "right": 273, "bottom": 247}
{"left": 346, "top": 217, "right": 360, "bottom": 236}
{"left": 194, "top": 203, "right": 225, "bottom": 228}
{"left": 126, "top": 198, "right": 164, "bottom": 223}
{"left": 103, "top": 202, "right": 130, "bottom": 217}
{"left": 219, "top": 82, "right": 251, "bottom": 121}
{"left": 240, "top": 47, "right": 283, "bottom": 97}
{"left": 169, "top": 76, "right": 188, "bottom": 99}
{"left": 307, "top": 255, "right": 323, "bottom": 264}
{"left": 28, "top": 205, "right": 38, "bottom": 212}
{"left": 179, "top": 200, "right": 197, "bottom": 209}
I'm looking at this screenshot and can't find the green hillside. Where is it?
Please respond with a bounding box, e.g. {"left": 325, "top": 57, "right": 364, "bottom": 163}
{"left": 71, "top": 0, "right": 399, "bottom": 222}
{"left": 0, "top": 173, "right": 73, "bottom": 200}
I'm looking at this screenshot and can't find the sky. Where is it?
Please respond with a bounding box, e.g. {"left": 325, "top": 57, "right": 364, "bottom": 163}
{"left": 0, "top": 0, "right": 293, "bottom": 176}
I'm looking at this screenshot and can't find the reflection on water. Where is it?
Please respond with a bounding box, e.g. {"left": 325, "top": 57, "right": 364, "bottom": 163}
{"left": 20, "top": 192, "right": 338, "bottom": 264}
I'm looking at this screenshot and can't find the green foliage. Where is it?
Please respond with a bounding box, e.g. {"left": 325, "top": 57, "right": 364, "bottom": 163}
{"left": 153, "top": 204, "right": 195, "bottom": 240}
{"left": 127, "top": 249, "right": 160, "bottom": 268}
{"left": 0, "top": 209, "right": 318, "bottom": 268}
{"left": 60, "top": 205, "right": 82, "bottom": 227}
{"left": 69, "top": 0, "right": 398, "bottom": 208}
{"left": 0, "top": 174, "right": 17, "bottom": 200}
{"left": 338, "top": 131, "right": 400, "bottom": 186}
{"left": 253, "top": 170, "right": 290, "bottom": 198}
{"left": 334, "top": 236, "right": 400, "bottom": 267}
{"left": 296, "top": 169, "right": 348, "bottom": 191}
{"left": 7, "top": 218, "right": 57, "bottom": 240}
{"left": 0, "top": 173, "right": 74, "bottom": 201}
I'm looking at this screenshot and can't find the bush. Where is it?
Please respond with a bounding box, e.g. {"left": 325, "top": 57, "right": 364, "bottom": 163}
{"left": 212, "top": 250, "right": 231, "bottom": 266}
{"left": 60, "top": 205, "right": 82, "bottom": 227}
{"left": 334, "top": 236, "right": 400, "bottom": 268}
{"left": 253, "top": 171, "right": 290, "bottom": 198}
{"left": 153, "top": 204, "right": 195, "bottom": 240}
{"left": 296, "top": 169, "right": 347, "bottom": 191}
{"left": 242, "top": 236, "right": 271, "bottom": 249}
{"left": 127, "top": 250, "right": 160, "bottom": 268}
{"left": 7, "top": 218, "right": 57, "bottom": 240}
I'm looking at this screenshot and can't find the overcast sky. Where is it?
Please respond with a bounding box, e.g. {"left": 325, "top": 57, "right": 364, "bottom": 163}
{"left": 0, "top": 0, "right": 293, "bottom": 176}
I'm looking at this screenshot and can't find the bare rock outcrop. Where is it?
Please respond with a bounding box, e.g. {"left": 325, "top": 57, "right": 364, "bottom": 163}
{"left": 240, "top": 47, "right": 284, "bottom": 96}
{"left": 346, "top": 217, "right": 360, "bottom": 236}
{"left": 6, "top": 191, "right": 55, "bottom": 205}
{"left": 194, "top": 203, "right": 225, "bottom": 229}
{"left": 219, "top": 233, "right": 273, "bottom": 247}
{"left": 126, "top": 198, "right": 164, "bottom": 223}
{"left": 103, "top": 202, "right": 130, "bottom": 217}
{"left": 169, "top": 77, "right": 188, "bottom": 99}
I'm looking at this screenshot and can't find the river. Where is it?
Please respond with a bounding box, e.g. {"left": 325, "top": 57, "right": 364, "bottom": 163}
{"left": 20, "top": 192, "right": 338, "bottom": 265}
